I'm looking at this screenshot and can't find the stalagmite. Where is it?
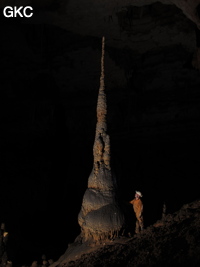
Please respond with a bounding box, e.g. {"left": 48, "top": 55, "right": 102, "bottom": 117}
{"left": 49, "top": 37, "right": 125, "bottom": 267}
{"left": 78, "top": 37, "right": 125, "bottom": 243}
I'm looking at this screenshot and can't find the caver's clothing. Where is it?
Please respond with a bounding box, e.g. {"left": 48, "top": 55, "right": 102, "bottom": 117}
{"left": 130, "top": 198, "right": 144, "bottom": 233}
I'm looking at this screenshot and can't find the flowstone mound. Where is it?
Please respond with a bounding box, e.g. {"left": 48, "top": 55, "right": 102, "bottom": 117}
{"left": 78, "top": 36, "right": 125, "bottom": 243}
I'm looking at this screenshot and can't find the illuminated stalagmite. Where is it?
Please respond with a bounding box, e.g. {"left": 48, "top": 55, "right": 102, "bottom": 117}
{"left": 78, "top": 37, "right": 124, "bottom": 242}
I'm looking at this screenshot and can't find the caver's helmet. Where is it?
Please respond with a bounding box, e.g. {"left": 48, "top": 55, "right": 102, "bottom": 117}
{"left": 135, "top": 191, "right": 143, "bottom": 197}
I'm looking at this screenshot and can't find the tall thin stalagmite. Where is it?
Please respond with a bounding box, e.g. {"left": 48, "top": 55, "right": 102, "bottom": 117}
{"left": 93, "top": 36, "right": 110, "bottom": 176}
{"left": 78, "top": 37, "right": 124, "bottom": 243}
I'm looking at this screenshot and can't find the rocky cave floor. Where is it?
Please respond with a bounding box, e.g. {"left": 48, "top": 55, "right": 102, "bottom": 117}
{"left": 61, "top": 199, "right": 200, "bottom": 267}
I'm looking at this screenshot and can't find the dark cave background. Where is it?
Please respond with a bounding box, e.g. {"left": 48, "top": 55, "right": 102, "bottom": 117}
{"left": 0, "top": 2, "right": 200, "bottom": 266}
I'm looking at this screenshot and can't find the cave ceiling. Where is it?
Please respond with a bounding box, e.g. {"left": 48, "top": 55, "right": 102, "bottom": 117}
{"left": 1, "top": 1, "right": 200, "bottom": 31}
{"left": 1, "top": 1, "right": 199, "bottom": 53}
{"left": 2, "top": 0, "right": 191, "bottom": 56}
{"left": 27, "top": 0, "right": 200, "bottom": 32}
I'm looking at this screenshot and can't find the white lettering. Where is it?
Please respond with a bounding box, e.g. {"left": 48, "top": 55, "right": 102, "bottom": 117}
{"left": 14, "top": 6, "right": 23, "bottom": 17}
{"left": 3, "top": 6, "right": 13, "bottom": 18}
{"left": 23, "top": 6, "right": 33, "bottom": 18}
{"left": 3, "top": 6, "right": 33, "bottom": 18}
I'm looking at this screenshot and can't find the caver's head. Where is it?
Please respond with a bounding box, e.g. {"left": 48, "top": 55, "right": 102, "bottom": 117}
{"left": 135, "top": 191, "right": 142, "bottom": 199}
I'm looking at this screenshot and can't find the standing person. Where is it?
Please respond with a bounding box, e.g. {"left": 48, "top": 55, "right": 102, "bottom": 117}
{"left": 129, "top": 191, "right": 144, "bottom": 234}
